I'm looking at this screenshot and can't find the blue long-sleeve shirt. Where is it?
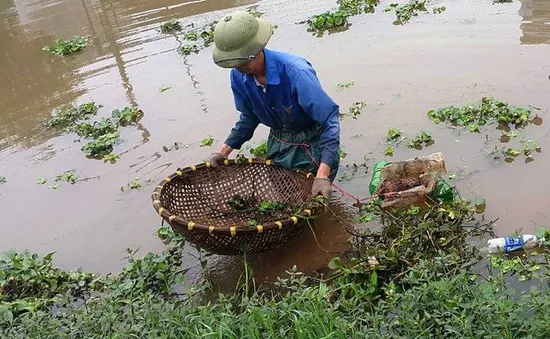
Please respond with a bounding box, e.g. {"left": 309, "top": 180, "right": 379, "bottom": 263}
{"left": 225, "top": 48, "right": 340, "bottom": 170}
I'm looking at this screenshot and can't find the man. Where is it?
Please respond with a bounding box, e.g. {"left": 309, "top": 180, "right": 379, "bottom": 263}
{"left": 208, "top": 11, "right": 340, "bottom": 200}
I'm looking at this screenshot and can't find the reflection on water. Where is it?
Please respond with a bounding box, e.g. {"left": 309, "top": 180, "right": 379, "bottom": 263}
{"left": 519, "top": 0, "right": 550, "bottom": 44}
{"left": 0, "top": 0, "right": 84, "bottom": 150}
{"left": 0, "top": 0, "right": 255, "bottom": 150}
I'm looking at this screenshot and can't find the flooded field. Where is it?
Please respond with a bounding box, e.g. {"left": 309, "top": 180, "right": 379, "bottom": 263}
{"left": 0, "top": 0, "right": 549, "bottom": 290}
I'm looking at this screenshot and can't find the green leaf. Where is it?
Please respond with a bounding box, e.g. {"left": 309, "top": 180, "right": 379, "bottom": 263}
{"left": 55, "top": 171, "right": 79, "bottom": 184}
{"left": 534, "top": 226, "right": 548, "bottom": 239}
{"left": 328, "top": 257, "right": 342, "bottom": 269}
{"left": 505, "top": 131, "right": 518, "bottom": 138}
{"left": 111, "top": 107, "right": 141, "bottom": 126}
{"left": 387, "top": 128, "right": 402, "bottom": 142}
{"left": 200, "top": 136, "right": 214, "bottom": 147}
{"left": 370, "top": 270, "right": 378, "bottom": 286}
{"left": 336, "top": 81, "right": 354, "bottom": 90}
{"left": 504, "top": 148, "right": 521, "bottom": 157}
{"left": 47, "top": 102, "right": 101, "bottom": 128}
{"left": 43, "top": 252, "right": 55, "bottom": 261}
{"left": 42, "top": 36, "right": 87, "bottom": 56}
{"left": 338, "top": 148, "right": 347, "bottom": 160}
{"left": 249, "top": 140, "right": 268, "bottom": 157}
{"left": 473, "top": 196, "right": 486, "bottom": 206}
{"left": 429, "top": 97, "right": 533, "bottom": 133}
{"left": 160, "top": 19, "right": 183, "bottom": 34}
{"left": 0, "top": 306, "right": 14, "bottom": 324}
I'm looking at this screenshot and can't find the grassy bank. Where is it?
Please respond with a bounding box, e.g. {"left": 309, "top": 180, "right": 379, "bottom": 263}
{"left": 2, "top": 198, "right": 550, "bottom": 338}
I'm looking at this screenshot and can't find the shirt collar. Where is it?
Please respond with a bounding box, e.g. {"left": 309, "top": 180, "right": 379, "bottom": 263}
{"left": 241, "top": 48, "right": 280, "bottom": 86}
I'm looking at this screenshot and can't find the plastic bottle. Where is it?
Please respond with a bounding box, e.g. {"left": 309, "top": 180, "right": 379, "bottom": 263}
{"left": 487, "top": 235, "right": 543, "bottom": 254}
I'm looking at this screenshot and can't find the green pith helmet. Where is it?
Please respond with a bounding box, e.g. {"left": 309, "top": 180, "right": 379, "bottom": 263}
{"left": 212, "top": 11, "right": 273, "bottom": 68}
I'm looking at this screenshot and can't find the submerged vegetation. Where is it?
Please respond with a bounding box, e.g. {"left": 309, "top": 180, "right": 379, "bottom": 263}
{"left": 42, "top": 36, "right": 88, "bottom": 56}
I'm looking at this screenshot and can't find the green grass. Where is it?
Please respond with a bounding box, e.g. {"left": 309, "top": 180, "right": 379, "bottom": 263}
{"left": 3, "top": 200, "right": 550, "bottom": 338}
{"left": 4, "top": 264, "right": 550, "bottom": 338}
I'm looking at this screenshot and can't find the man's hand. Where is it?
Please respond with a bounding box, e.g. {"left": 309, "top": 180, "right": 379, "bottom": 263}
{"left": 208, "top": 144, "right": 234, "bottom": 167}
{"left": 312, "top": 177, "right": 332, "bottom": 200}
{"left": 208, "top": 152, "right": 226, "bottom": 167}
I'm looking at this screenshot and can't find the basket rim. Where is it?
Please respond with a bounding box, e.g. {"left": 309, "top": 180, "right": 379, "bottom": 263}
{"left": 151, "top": 157, "right": 317, "bottom": 236}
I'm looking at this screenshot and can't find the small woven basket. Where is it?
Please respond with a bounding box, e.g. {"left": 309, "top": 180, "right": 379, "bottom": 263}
{"left": 151, "top": 158, "right": 317, "bottom": 255}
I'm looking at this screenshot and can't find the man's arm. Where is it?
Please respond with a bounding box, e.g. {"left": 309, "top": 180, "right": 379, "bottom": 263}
{"left": 217, "top": 78, "right": 260, "bottom": 158}
{"left": 294, "top": 70, "right": 340, "bottom": 179}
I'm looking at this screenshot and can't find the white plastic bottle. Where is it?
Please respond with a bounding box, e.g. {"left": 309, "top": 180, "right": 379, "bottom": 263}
{"left": 487, "top": 235, "right": 542, "bottom": 254}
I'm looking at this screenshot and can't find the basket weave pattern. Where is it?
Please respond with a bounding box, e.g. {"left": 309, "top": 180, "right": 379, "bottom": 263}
{"left": 152, "top": 159, "right": 316, "bottom": 255}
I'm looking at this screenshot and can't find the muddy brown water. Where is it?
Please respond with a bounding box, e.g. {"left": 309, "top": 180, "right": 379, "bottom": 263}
{"left": 0, "top": 0, "right": 549, "bottom": 291}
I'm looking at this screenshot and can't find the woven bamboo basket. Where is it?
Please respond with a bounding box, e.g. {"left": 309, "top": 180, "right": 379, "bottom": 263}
{"left": 151, "top": 158, "right": 318, "bottom": 255}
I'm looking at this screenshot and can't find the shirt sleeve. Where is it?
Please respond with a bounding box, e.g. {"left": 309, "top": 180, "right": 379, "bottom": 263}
{"left": 294, "top": 69, "right": 340, "bottom": 170}
{"left": 224, "top": 74, "right": 260, "bottom": 150}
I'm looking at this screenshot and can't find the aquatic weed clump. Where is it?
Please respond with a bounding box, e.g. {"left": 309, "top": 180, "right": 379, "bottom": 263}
{"left": 177, "top": 21, "right": 218, "bottom": 56}
{"left": 160, "top": 19, "right": 183, "bottom": 34}
{"left": 47, "top": 102, "right": 102, "bottom": 128}
{"left": 326, "top": 198, "right": 492, "bottom": 301}
{"left": 384, "top": 0, "right": 427, "bottom": 25}
{"left": 428, "top": 96, "right": 534, "bottom": 132}
{"left": 46, "top": 103, "right": 142, "bottom": 160}
{"left": 42, "top": 36, "right": 88, "bottom": 56}
{"left": 307, "top": 0, "right": 381, "bottom": 33}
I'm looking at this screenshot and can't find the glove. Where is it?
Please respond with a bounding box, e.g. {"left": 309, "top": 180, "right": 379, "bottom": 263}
{"left": 312, "top": 177, "right": 332, "bottom": 200}
{"left": 208, "top": 152, "right": 225, "bottom": 167}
